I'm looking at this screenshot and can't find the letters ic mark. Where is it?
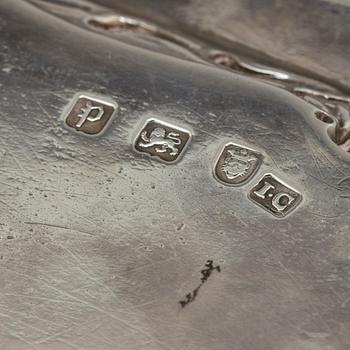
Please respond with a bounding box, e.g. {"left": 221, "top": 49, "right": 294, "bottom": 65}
{"left": 249, "top": 174, "right": 302, "bottom": 217}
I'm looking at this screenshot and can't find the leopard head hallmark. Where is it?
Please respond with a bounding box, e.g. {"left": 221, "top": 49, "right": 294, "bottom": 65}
{"left": 214, "top": 143, "right": 263, "bottom": 186}
{"left": 134, "top": 119, "right": 191, "bottom": 163}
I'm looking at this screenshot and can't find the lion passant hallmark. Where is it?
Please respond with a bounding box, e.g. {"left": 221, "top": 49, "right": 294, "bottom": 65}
{"left": 61, "top": 92, "right": 302, "bottom": 218}
{"left": 134, "top": 118, "right": 191, "bottom": 163}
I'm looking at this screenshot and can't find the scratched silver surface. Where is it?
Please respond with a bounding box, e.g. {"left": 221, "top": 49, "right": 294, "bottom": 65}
{"left": 0, "top": 1, "right": 350, "bottom": 349}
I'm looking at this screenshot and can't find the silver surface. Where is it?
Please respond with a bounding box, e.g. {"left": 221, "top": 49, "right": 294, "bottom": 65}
{"left": 0, "top": 1, "right": 350, "bottom": 349}
{"left": 95, "top": 0, "right": 350, "bottom": 93}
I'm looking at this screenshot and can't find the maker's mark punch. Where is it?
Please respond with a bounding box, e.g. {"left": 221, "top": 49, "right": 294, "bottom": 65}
{"left": 249, "top": 174, "right": 302, "bottom": 217}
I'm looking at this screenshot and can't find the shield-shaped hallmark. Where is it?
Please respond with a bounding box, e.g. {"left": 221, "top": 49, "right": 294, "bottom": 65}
{"left": 214, "top": 143, "right": 263, "bottom": 186}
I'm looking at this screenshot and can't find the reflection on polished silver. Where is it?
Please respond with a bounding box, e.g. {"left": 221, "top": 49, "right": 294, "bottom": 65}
{"left": 249, "top": 174, "right": 302, "bottom": 217}
{"left": 214, "top": 143, "right": 263, "bottom": 186}
{"left": 4, "top": 1, "right": 350, "bottom": 349}
{"left": 134, "top": 118, "right": 191, "bottom": 163}
{"left": 63, "top": 93, "right": 118, "bottom": 135}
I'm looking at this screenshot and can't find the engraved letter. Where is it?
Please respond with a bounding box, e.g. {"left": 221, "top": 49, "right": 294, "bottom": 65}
{"left": 271, "top": 193, "right": 295, "bottom": 211}
{"left": 76, "top": 101, "right": 104, "bottom": 128}
{"left": 254, "top": 181, "right": 275, "bottom": 199}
